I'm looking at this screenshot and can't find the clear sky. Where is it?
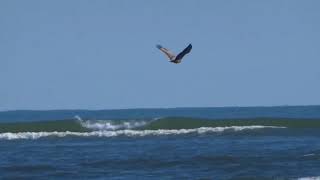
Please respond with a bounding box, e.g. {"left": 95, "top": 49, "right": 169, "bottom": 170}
{"left": 1, "top": 0, "right": 320, "bottom": 110}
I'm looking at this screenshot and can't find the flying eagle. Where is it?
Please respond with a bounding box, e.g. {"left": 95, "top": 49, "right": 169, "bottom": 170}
{"left": 156, "top": 44, "right": 192, "bottom": 64}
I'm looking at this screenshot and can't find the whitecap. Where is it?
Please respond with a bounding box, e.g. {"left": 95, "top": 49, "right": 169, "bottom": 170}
{"left": 75, "top": 115, "right": 149, "bottom": 131}
{"left": 297, "top": 176, "right": 320, "bottom": 180}
{"left": 0, "top": 125, "right": 285, "bottom": 140}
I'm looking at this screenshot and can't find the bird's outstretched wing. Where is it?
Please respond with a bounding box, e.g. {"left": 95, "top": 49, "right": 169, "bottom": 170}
{"left": 156, "top": 44, "right": 176, "bottom": 61}
{"left": 174, "top": 44, "right": 192, "bottom": 61}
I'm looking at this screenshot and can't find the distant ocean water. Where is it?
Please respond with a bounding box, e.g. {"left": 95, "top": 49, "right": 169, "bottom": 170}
{"left": 1, "top": 106, "right": 320, "bottom": 179}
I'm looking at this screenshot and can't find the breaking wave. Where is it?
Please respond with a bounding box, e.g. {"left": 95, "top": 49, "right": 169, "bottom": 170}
{"left": 2, "top": 116, "right": 320, "bottom": 140}
{"left": 0, "top": 126, "right": 283, "bottom": 140}
{"left": 76, "top": 117, "right": 149, "bottom": 131}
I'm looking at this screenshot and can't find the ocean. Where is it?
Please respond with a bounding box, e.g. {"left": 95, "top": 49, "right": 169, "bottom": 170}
{"left": 1, "top": 106, "right": 320, "bottom": 179}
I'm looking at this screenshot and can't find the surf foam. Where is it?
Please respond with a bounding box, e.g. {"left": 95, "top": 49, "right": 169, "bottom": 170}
{"left": 0, "top": 126, "right": 284, "bottom": 140}
{"left": 79, "top": 120, "right": 148, "bottom": 131}
{"left": 297, "top": 177, "right": 320, "bottom": 180}
{"left": 75, "top": 115, "right": 149, "bottom": 131}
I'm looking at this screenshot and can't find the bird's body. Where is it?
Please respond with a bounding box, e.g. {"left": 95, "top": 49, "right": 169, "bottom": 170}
{"left": 156, "top": 44, "right": 192, "bottom": 64}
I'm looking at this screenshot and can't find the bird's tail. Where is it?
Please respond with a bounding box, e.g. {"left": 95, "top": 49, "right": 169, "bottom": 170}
{"left": 156, "top": 44, "right": 162, "bottom": 49}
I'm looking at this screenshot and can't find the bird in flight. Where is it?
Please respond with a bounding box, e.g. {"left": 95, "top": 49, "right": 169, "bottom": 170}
{"left": 156, "top": 44, "right": 192, "bottom": 64}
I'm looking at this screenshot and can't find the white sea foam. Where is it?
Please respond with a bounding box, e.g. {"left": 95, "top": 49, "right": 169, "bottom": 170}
{"left": 298, "top": 176, "right": 320, "bottom": 180}
{"left": 75, "top": 115, "right": 149, "bottom": 131}
{"left": 0, "top": 126, "right": 284, "bottom": 140}
{"left": 303, "top": 153, "right": 315, "bottom": 157}
{"left": 79, "top": 120, "right": 148, "bottom": 131}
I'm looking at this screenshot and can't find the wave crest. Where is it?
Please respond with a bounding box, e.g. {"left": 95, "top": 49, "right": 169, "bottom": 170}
{"left": 75, "top": 116, "right": 150, "bottom": 131}
{"left": 79, "top": 120, "right": 148, "bottom": 131}
{"left": 0, "top": 126, "right": 284, "bottom": 140}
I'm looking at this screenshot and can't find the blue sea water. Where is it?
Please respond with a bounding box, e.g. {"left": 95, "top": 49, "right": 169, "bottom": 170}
{"left": 1, "top": 106, "right": 320, "bottom": 179}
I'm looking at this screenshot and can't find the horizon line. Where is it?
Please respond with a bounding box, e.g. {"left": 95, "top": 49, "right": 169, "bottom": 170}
{"left": 1, "top": 104, "right": 319, "bottom": 113}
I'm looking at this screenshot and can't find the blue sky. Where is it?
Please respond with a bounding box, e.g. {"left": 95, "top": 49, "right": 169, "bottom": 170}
{"left": 1, "top": 0, "right": 320, "bottom": 110}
